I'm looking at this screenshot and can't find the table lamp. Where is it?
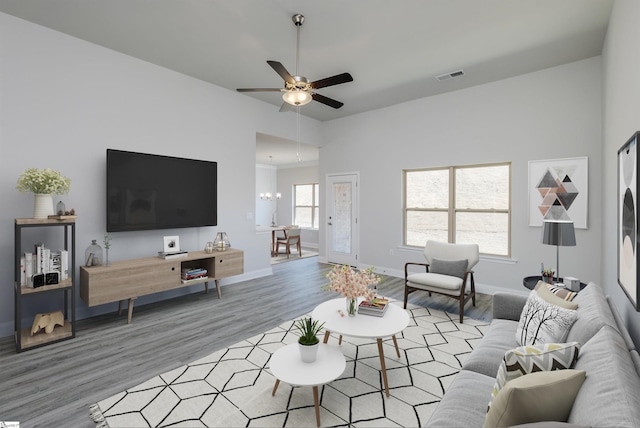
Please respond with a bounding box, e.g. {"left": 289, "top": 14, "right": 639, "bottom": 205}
{"left": 541, "top": 220, "right": 576, "bottom": 284}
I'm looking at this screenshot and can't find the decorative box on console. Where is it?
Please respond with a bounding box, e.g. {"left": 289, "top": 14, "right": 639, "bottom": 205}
{"left": 564, "top": 276, "right": 581, "bottom": 292}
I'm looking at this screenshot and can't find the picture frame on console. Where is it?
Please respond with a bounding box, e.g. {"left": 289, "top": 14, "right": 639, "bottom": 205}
{"left": 163, "top": 235, "right": 180, "bottom": 253}
{"left": 617, "top": 131, "right": 640, "bottom": 311}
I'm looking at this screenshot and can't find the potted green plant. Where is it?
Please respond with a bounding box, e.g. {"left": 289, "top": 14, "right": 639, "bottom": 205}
{"left": 293, "top": 317, "right": 325, "bottom": 363}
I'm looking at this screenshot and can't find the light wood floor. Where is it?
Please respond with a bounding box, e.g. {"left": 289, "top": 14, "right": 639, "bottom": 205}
{"left": 0, "top": 257, "right": 492, "bottom": 427}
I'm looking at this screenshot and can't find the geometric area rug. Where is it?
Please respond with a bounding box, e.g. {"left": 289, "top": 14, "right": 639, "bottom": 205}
{"left": 90, "top": 301, "right": 489, "bottom": 427}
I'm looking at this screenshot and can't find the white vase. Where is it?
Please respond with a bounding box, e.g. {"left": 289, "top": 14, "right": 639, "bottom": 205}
{"left": 33, "top": 193, "right": 54, "bottom": 219}
{"left": 299, "top": 342, "right": 320, "bottom": 363}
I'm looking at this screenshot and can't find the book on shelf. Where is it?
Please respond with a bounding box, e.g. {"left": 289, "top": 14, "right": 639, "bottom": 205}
{"left": 181, "top": 276, "right": 208, "bottom": 284}
{"left": 158, "top": 250, "right": 188, "bottom": 259}
{"left": 358, "top": 297, "right": 389, "bottom": 317}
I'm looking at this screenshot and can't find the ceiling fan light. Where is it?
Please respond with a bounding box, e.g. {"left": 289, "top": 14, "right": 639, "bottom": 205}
{"left": 282, "top": 90, "right": 312, "bottom": 106}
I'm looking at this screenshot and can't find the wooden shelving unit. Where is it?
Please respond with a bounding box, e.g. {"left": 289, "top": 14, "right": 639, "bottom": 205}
{"left": 14, "top": 218, "right": 76, "bottom": 352}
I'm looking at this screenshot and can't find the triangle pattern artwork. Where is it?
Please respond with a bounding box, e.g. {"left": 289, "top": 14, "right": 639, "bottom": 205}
{"left": 536, "top": 168, "right": 580, "bottom": 222}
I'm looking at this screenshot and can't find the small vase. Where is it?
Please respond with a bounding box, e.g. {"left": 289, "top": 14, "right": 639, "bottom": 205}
{"left": 299, "top": 342, "right": 320, "bottom": 363}
{"left": 346, "top": 297, "right": 357, "bottom": 317}
{"left": 33, "top": 193, "right": 54, "bottom": 219}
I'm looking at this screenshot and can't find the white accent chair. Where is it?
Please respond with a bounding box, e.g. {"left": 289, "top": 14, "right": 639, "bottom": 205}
{"left": 276, "top": 227, "right": 302, "bottom": 258}
{"left": 404, "top": 240, "right": 479, "bottom": 323}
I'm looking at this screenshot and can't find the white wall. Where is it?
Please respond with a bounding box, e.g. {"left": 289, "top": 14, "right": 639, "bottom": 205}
{"left": 0, "top": 13, "right": 322, "bottom": 337}
{"left": 255, "top": 164, "right": 278, "bottom": 227}
{"left": 277, "top": 165, "right": 320, "bottom": 247}
{"left": 602, "top": 0, "right": 640, "bottom": 345}
{"left": 320, "top": 57, "right": 604, "bottom": 296}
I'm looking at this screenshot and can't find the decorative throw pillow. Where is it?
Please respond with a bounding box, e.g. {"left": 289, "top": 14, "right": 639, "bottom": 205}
{"left": 534, "top": 281, "right": 578, "bottom": 310}
{"left": 545, "top": 283, "right": 578, "bottom": 302}
{"left": 516, "top": 290, "right": 578, "bottom": 346}
{"left": 429, "top": 258, "right": 468, "bottom": 279}
{"left": 487, "top": 342, "right": 581, "bottom": 410}
{"left": 483, "top": 370, "right": 586, "bottom": 427}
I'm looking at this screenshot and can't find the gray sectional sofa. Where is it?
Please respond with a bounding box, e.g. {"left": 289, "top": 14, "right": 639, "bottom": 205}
{"left": 427, "top": 282, "right": 640, "bottom": 427}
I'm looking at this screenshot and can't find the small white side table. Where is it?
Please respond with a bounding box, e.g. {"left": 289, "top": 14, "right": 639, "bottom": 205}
{"left": 311, "top": 298, "right": 410, "bottom": 397}
{"left": 270, "top": 343, "right": 346, "bottom": 427}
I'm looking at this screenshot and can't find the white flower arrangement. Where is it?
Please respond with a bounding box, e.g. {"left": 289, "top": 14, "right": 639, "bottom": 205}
{"left": 16, "top": 168, "right": 71, "bottom": 195}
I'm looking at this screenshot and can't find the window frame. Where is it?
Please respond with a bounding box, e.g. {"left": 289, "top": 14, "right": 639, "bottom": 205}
{"left": 403, "top": 162, "right": 511, "bottom": 257}
{"left": 293, "top": 183, "right": 320, "bottom": 229}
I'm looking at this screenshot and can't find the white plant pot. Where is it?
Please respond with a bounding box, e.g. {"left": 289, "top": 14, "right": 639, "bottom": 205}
{"left": 33, "top": 193, "right": 54, "bottom": 219}
{"left": 298, "top": 342, "right": 320, "bottom": 363}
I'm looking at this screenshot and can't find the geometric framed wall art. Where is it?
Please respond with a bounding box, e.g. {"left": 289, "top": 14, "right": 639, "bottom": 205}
{"left": 528, "top": 156, "right": 588, "bottom": 229}
{"left": 618, "top": 131, "right": 640, "bottom": 311}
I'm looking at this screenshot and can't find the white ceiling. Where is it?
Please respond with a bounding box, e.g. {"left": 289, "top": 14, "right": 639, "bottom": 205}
{"left": 0, "top": 0, "right": 613, "bottom": 165}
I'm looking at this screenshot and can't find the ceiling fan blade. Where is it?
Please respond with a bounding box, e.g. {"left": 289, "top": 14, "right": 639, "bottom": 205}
{"left": 310, "top": 72, "right": 353, "bottom": 90}
{"left": 312, "top": 93, "right": 344, "bottom": 109}
{"left": 267, "top": 60, "right": 295, "bottom": 84}
{"left": 236, "top": 88, "right": 283, "bottom": 92}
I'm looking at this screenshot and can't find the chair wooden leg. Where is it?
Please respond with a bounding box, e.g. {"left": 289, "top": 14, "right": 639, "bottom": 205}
{"left": 403, "top": 285, "right": 409, "bottom": 309}
{"left": 471, "top": 274, "right": 476, "bottom": 306}
{"left": 459, "top": 296, "right": 464, "bottom": 323}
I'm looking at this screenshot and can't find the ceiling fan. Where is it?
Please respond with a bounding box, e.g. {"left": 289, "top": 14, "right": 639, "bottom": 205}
{"left": 237, "top": 14, "right": 353, "bottom": 110}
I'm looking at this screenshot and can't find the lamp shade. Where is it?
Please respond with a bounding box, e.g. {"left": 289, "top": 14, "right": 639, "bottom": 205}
{"left": 542, "top": 221, "right": 576, "bottom": 247}
{"left": 282, "top": 90, "right": 312, "bottom": 106}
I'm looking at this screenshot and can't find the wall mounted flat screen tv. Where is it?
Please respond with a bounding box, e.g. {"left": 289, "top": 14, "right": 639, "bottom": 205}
{"left": 106, "top": 149, "right": 217, "bottom": 232}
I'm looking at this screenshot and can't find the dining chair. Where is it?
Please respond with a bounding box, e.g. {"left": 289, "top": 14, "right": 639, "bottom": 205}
{"left": 276, "top": 227, "right": 302, "bottom": 258}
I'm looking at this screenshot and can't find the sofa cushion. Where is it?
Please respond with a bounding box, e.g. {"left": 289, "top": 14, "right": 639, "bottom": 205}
{"left": 565, "top": 282, "right": 619, "bottom": 345}
{"left": 426, "top": 369, "right": 495, "bottom": 428}
{"left": 632, "top": 350, "right": 640, "bottom": 377}
{"left": 488, "top": 342, "right": 580, "bottom": 410}
{"left": 406, "top": 272, "right": 462, "bottom": 291}
{"left": 484, "top": 370, "right": 586, "bottom": 428}
{"left": 607, "top": 296, "right": 636, "bottom": 351}
{"left": 430, "top": 258, "right": 468, "bottom": 279}
{"left": 516, "top": 290, "right": 577, "bottom": 346}
{"left": 462, "top": 319, "right": 519, "bottom": 378}
{"left": 568, "top": 325, "right": 640, "bottom": 427}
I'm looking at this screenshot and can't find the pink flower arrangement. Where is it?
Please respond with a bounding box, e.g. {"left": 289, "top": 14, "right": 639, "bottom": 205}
{"left": 323, "top": 264, "right": 380, "bottom": 300}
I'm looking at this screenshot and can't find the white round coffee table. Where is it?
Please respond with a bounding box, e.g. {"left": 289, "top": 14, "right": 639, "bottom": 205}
{"left": 311, "top": 298, "right": 410, "bottom": 397}
{"left": 270, "top": 343, "right": 346, "bottom": 427}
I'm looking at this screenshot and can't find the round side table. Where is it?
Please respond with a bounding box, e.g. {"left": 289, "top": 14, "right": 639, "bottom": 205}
{"left": 311, "top": 298, "right": 410, "bottom": 397}
{"left": 270, "top": 343, "right": 346, "bottom": 427}
{"left": 522, "top": 276, "right": 587, "bottom": 291}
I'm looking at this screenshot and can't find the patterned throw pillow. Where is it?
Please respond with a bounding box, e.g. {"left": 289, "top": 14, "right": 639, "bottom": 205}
{"left": 516, "top": 290, "right": 578, "bottom": 346}
{"left": 429, "top": 258, "right": 468, "bottom": 279}
{"left": 487, "top": 342, "right": 580, "bottom": 411}
{"left": 534, "top": 281, "right": 578, "bottom": 310}
{"left": 545, "top": 283, "right": 578, "bottom": 302}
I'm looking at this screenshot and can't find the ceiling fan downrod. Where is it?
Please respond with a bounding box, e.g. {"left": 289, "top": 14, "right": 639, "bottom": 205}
{"left": 292, "top": 14, "right": 304, "bottom": 77}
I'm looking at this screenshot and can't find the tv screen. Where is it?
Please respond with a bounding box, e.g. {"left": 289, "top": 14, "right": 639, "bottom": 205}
{"left": 106, "top": 149, "right": 217, "bottom": 232}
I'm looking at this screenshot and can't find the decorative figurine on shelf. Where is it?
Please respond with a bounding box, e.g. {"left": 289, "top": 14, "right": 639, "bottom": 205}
{"left": 30, "top": 310, "right": 65, "bottom": 335}
{"left": 213, "top": 232, "right": 230, "bottom": 251}
{"left": 85, "top": 239, "right": 103, "bottom": 266}
{"left": 56, "top": 200, "right": 66, "bottom": 216}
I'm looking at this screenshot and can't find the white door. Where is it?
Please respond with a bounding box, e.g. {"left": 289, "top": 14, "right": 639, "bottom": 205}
{"left": 326, "top": 173, "right": 358, "bottom": 266}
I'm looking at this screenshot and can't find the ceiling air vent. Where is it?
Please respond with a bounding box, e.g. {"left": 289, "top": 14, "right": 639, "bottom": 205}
{"left": 436, "top": 69, "right": 465, "bottom": 81}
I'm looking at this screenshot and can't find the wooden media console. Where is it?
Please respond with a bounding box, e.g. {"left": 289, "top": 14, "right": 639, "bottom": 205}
{"left": 80, "top": 248, "right": 243, "bottom": 323}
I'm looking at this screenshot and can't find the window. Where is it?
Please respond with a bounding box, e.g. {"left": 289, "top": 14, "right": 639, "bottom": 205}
{"left": 404, "top": 162, "right": 511, "bottom": 256}
{"left": 294, "top": 183, "right": 319, "bottom": 228}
